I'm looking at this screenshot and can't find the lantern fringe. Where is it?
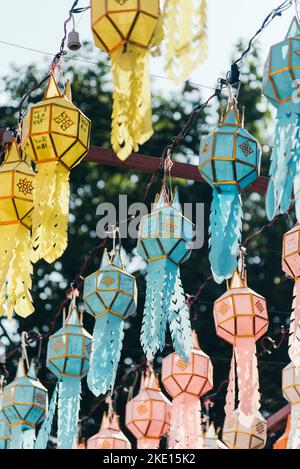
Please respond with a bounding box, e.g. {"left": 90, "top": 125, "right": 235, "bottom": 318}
{"left": 22, "top": 428, "right": 36, "bottom": 449}
{"left": 0, "top": 226, "right": 34, "bottom": 319}
{"left": 0, "top": 224, "right": 20, "bottom": 293}
{"left": 288, "top": 405, "right": 300, "bottom": 449}
{"left": 289, "top": 280, "right": 300, "bottom": 366}
{"left": 10, "top": 424, "right": 23, "bottom": 450}
{"left": 111, "top": 46, "right": 153, "bottom": 161}
{"left": 31, "top": 162, "right": 58, "bottom": 263}
{"left": 266, "top": 109, "right": 300, "bottom": 220}
{"left": 168, "top": 393, "right": 203, "bottom": 449}
{"left": 163, "top": 0, "right": 207, "bottom": 84}
{"left": 141, "top": 260, "right": 192, "bottom": 362}
{"left": 35, "top": 382, "right": 59, "bottom": 449}
{"left": 87, "top": 314, "right": 125, "bottom": 397}
{"left": 209, "top": 189, "right": 242, "bottom": 283}
{"left": 42, "top": 165, "right": 70, "bottom": 264}
{"left": 138, "top": 437, "right": 160, "bottom": 449}
{"left": 57, "top": 377, "right": 81, "bottom": 449}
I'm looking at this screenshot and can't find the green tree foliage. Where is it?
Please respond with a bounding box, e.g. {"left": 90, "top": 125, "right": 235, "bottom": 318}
{"left": 0, "top": 42, "right": 291, "bottom": 447}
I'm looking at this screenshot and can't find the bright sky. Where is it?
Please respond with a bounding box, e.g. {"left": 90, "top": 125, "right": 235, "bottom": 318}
{"left": 0, "top": 0, "right": 296, "bottom": 101}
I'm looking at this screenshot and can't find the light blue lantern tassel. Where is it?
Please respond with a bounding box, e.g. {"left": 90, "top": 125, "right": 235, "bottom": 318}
{"left": 168, "top": 270, "right": 193, "bottom": 363}
{"left": 10, "top": 425, "right": 22, "bottom": 449}
{"left": 57, "top": 377, "right": 81, "bottom": 449}
{"left": 141, "top": 259, "right": 192, "bottom": 361}
{"left": 22, "top": 428, "right": 36, "bottom": 449}
{"left": 87, "top": 314, "right": 125, "bottom": 397}
{"left": 209, "top": 190, "right": 242, "bottom": 284}
{"left": 35, "top": 382, "right": 59, "bottom": 449}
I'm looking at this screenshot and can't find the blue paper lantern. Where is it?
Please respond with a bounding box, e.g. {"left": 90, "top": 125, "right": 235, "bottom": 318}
{"left": 199, "top": 100, "right": 261, "bottom": 283}
{"left": 263, "top": 17, "right": 300, "bottom": 220}
{"left": 83, "top": 249, "right": 137, "bottom": 397}
{"left": 2, "top": 359, "right": 48, "bottom": 449}
{"left": 45, "top": 298, "right": 92, "bottom": 449}
{"left": 137, "top": 187, "right": 193, "bottom": 362}
{"left": 0, "top": 385, "right": 10, "bottom": 449}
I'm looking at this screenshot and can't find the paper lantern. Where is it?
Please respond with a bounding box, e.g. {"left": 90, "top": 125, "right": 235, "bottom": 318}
{"left": 0, "top": 382, "right": 10, "bottom": 449}
{"left": 222, "top": 410, "right": 267, "bottom": 450}
{"left": 126, "top": 371, "right": 171, "bottom": 449}
{"left": 2, "top": 359, "right": 48, "bottom": 449}
{"left": 282, "top": 362, "right": 300, "bottom": 448}
{"left": 273, "top": 414, "right": 291, "bottom": 449}
{"left": 214, "top": 271, "right": 268, "bottom": 427}
{"left": 137, "top": 188, "right": 193, "bottom": 362}
{"left": 22, "top": 73, "right": 91, "bottom": 264}
{"left": 199, "top": 100, "right": 261, "bottom": 283}
{"left": 282, "top": 225, "right": 300, "bottom": 365}
{"left": 162, "top": 331, "right": 213, "bottom": 449}
{"left": 0, "top": 139, "right": 34, "bottom": 319}
{"left": 87, "top": 412, "right": 131, "bottom": 449}
{"left": 83, "top": 249, "right": 137, "bottom": 397}
{"left": 263, "top": 17, "right": 300, "bottom": 220}
{"left": 91, "top": 0, "right": 160, "bottom": 160}
{"left": 45, "top": 297, "right": 92, "bottom": 449}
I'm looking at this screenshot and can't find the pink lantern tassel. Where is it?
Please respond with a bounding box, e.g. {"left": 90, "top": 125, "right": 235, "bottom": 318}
{"left": 288, "top": 404, "right": 300, "bottom": 449}
{"left": 137, "top": 438, "right": 160, "bottom": 449}
{"left": 289, "top": 280, "right": 300, "bottom": 366}
{"left": 235, "top": 338, "right": 260, "bottom": 425}
{"left": 168, "top": 393, "right": 203, "bottom": 449}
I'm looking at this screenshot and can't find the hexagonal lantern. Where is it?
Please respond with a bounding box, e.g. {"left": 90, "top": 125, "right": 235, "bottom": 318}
{"left": 263, "top": 17, "right": 300, "bottom": 106}
{"left": 87, "top": 412, "right": 131, "bottom": 450}
{"left": 0, "top": 139, "right": 34, "bottom": 230}
{"left": 282, "top": 362, "right": 300, "bottom": 448}
{"left": 84, "top": 249, "right": 137, "bottom": 321}
{"left": 222, "top": 410, "right": 267, "bottom": 450}
{"left": 91, "top": 0, "right": 160, "bottom": 54}
{"left": 83, "top": 249, "right": 137, "bottom": 397}
{"left": 2, "top": 359, "right": 48, "bottom": 431}
{"left": 162, "top": 332, "right": 213, "bottom": 449}
{"left": 199, "top": 102, "right": 261, "bottom": 195}
{"left": 47, "top": 300, "right": 92, "bottom": 379}
{"left": 0, "top": 386, "right": 10, "bottom": 449}
{"left": 126, "top": 371, "right": 171, "bottom": 449}
{"left": 137, "top": 188, "right": 194, "bottom": 362}
{"left": 22, "top": 74, "right": 91, "bottom": 169}
{"left": 213, "top": 271, "right": 269, "bottom": 345}
{"left": 282, "top": 224, "right": 300, "bottom": 279}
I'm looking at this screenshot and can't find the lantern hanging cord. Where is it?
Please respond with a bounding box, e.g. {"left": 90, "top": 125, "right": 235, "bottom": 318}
{"left": 233, "top": 0, "right": 293, "bottom": 68}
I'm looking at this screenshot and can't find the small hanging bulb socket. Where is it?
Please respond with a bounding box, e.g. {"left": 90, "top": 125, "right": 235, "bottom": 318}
{"left": 67, "top": 30, "right": 82, "bottom": 51}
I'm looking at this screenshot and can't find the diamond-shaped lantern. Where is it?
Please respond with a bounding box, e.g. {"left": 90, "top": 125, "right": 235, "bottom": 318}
{"left": 162, "top": 332, "right": 213, "bottom": 449}
{"left": 91, "top": 0, "right": 160, "bottom": 54}
{"left": 137, "top": 188, "right": 194, "bottom": 362}
{"left": 213, "top": 271, "right": 268, "bottom": 345}
{"left": 47, "top": 301, "right": 92, "bottom": 379}
{"left": 199, "top": 102, "right": 261, "bottom": 195}
{"left": 2, "top": 359, "right": 48, "bottom": 430}
{"left": 222, "top": 410, "right": 267, "bottom": 450}
{"left": 87, "top": 412, "right": 131, "bottom": 450}
{"left": 282, "top": 224, "right": 300, "bottom": 279}
{"left": 126, "top": 371, "right": 171, "bottom": 449}
{"left": 0, "top": 139, "right": 34, "bottom": 230}
{"left": 22, "top": 74, "right": 91, "bottom": 169}
{"left": 263, "top": 17, "right": 300, "bottom": 106}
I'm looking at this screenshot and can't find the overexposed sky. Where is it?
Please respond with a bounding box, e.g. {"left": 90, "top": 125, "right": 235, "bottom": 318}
{"left": 0, "top": 0, "right": 296, "bottom": 101}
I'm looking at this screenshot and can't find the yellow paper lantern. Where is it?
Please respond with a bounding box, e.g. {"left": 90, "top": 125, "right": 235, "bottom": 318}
{"left": 91, "top": 0, "right": 160, "bottom": 161}
{"left": 22, "top": 73, "right": 91, "bottom": 264}
{"left": 0, "top": 139, "right": 35, "bottom": 319}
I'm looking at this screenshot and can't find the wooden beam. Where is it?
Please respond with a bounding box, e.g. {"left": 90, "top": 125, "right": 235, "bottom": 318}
{"left": 85, "top": 146, "right": 269, "bottom": 194}
{"left": 267, "top": 404, "right": 290, "bottom": 432}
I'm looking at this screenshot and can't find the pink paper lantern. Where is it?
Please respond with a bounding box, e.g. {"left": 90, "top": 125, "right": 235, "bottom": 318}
{"left": 213, "top": 271, "right": 268, "bottom": 345}
{"left": 161, "top": 332, "right": 213, "bottom": 449}
{"left": 87, "top": 412, "right": 131, "bottom": 450}
{"left": 214, "top": 271, "right": 269, "bottom": 428}
{"left": 222, "top": 410, "right": 267, "bottom": 450}
{"left": 125, "top": 371, "right": 171, "bottom": 449}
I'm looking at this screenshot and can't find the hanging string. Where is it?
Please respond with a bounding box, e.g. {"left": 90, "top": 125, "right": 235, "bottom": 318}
{"left": 21, "top": 331, "right": 30, "bottom": 370}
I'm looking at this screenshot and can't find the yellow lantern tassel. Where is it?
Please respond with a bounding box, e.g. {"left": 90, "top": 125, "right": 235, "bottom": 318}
{"left": 164, "top": 0, "right": 208, "bottom": 84}
{"left": 31, "top": 162, "right": 58, "bottom": 264}
{"left": 111, "top": 46, "right": 153, "bottom": 161}
{"left": 2, "top": 227, "right": 34, "bottom": 320}
{"left": 42, "top": 165, "right": 70, "bottom": 264}
{"left": 0, "top": 224, "right": 20, "bottom": 293}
